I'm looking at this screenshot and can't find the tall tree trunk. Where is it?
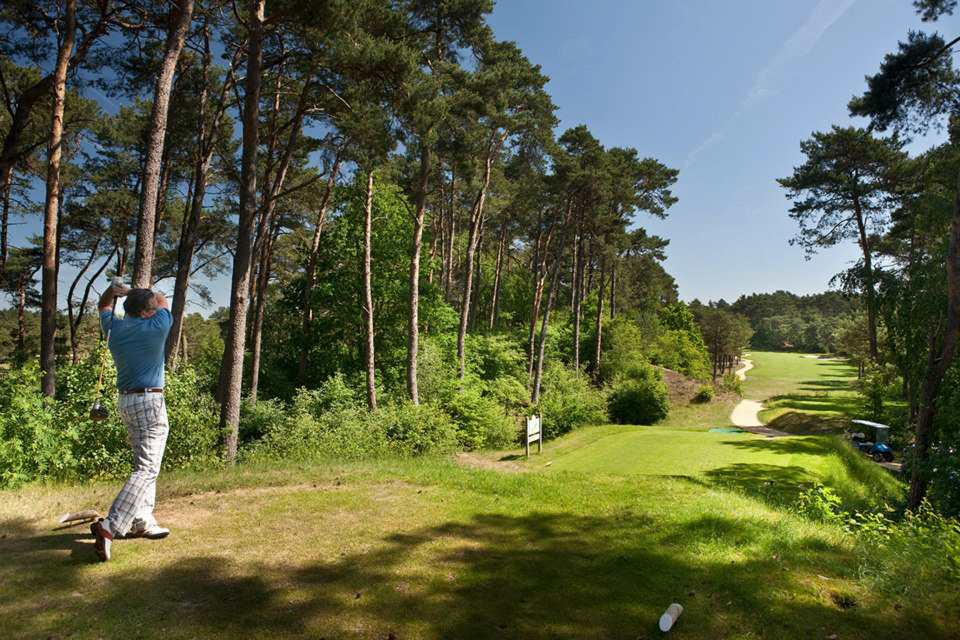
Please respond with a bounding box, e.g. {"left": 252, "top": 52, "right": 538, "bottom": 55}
{"left": 609, "top": 260, "right": 616, "bottom": 320}
{"left": 468, "top": 213, "right": 484, "bottom": 333}
{"left": 571, "top": 227, "right": 585, "bottom": 375}
{"left": 532, "top": 200, "right": 574, "bottom": 404}
{"left": 166, "top": 161, "right": 205, "bottom": 367}
{"left": 428, "top": 204, "right": 439, "bottom": 285}
{"left": 245, "top": 76, "right": 310, "bottom": 352}
{"left": 407, "top": 145, "right": 430, "bottom": 404}
{"left": 219, "top": 0, "right": 263, "bottom": 464}
{"left": 444, "top": 170, "right": 456, "bottom": 301}
{"left": 39, "top": 0, "right": 76, "bottom": 399}
{"left": 488, "top": 219, "right": 506, "bottom": 330}
{"left": 437, "top": 187, "right": 447, "bottom": 292}
{"left": 853, "top": 198, "right": 879, "bottom": 361}
{"left": 907, "top": 166, "right": 960, "bottom": 510}
{"left": 166, "top": 26, "right": 238, "bottom": 367}
{"left": 131, "top": 0, "right": 195, "bottom": 288}
{"left": 298, "top": 150, "right": 344, "bottom": 384}
{"left": 66, "top": 240, "right": 100, "bottom": 364}
{"left": 569, "top": 231, "right": 579, "bottom": 310}
{"left": 73, "top": 245, "right": 116, "bottom": 363}
{"left": 0, "top": 4, "right": 108, "bottom": 199}
{"left": 527, "top": 217, "right": 554, "bottom": 376}
{"left": 457, "top": 148, "right": 495, "bottom": 381}
{"left": 248, "top": 219, "right": 279, "bottom": 404}
{"left": 593, "top": 253, "right": 606, "bottom": 377}
{"left": 17, "top": 284, "right": 26, "bottom": 352}
{"left": 362, "top": 169, "right": 377, "bottom": 411}
{"left": 1, "top": 168, "right": 11, "bottom": 266}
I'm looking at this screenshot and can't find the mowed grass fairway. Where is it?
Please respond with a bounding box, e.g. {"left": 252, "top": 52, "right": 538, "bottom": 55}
{"left": 1, "top": 352, "right": 955, "bottom": 639}
{"left": 743, "top": 352, "right": 861, "bottom": 425}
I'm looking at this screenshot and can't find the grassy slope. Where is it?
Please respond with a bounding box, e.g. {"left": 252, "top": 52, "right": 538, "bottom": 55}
{"left": 534, "top": 425, "right": 902, "bottom": 512}
{"left": 1, "top": 458, "right": 956, "bottom": 640}
{"left": 0, "top": 352, "right": 949, "bottom": 639}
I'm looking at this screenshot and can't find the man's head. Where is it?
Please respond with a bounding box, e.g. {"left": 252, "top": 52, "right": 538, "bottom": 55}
{"left": 123, "top": 288, "right": 159, "bottom": 318}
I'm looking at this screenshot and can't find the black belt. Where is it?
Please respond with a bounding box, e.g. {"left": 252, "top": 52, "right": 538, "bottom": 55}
{"left": 119, "top": 388, "right": 164, "bottom": 395}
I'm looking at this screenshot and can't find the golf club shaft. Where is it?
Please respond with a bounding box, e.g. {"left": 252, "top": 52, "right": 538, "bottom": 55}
{"left": 92, "top": 281, "right": 121, "bottom": 406}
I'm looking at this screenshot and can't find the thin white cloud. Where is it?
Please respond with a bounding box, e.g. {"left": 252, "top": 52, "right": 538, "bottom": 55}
{"left": 742, "top": 0, "right": 855, "bottom": 109}
{"left": 685, "top": 0, "right": 855, "bottom": 170}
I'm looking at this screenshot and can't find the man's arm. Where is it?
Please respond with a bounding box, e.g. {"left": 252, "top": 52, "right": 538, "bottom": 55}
{"left": 154, "top": 292, "right": 169, "bottom": 310}
{"left": 98, "top": 283, "right": 130, "bottom": 312}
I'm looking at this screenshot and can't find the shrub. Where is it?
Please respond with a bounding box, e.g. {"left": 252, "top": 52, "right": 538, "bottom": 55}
{"left": 692, "top": 384, "right": 714, "bottom": 403}
{"left": 847, "top": 503, "right": 960, "bottom": 597}
{"left": 721, "top": 372, "right": 743, "bottom": 396}
{"left": 650, "top": 329, "right": 712, "bottom": 380}
{"left": 795, "top": 482, "right": 843, "bottom": 523}
{"left": 160, "top": 365, "right": 221, "bottom": 470}
{"left": 246, "top": 375, "right": 460, "bottom": 460}
{"left": 444, "top": 388, "right": 516, "bottom": 450}
{"left": 596, "top": 318, "right": 645, "bottom": 383}
{"left": 856, "top": 362, "right": 902, "bottom": 423}
{"left": 536, "top": 361, "right": 608, "bottom": 438}
{"left": 0, "top": 356, "right": 219, "bottom": 487}
{"left": 381, "top": 402, "right": 459, "bottom": 455}
{"left": 239, "top": 397, "right": 288, "bottom": 445}
{"left": 607, "top": 363, "right": 669, "bottom": 425}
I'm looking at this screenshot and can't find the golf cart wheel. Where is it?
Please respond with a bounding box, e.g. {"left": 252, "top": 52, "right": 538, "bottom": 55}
{"left": 872, "top": 453, "right": 884, "bottom": 462}
{"left": 884, "top": 452, "right": 894, "bottom": 462}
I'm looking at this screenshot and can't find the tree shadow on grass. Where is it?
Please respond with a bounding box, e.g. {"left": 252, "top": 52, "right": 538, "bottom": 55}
{"left": 798, "top": 378, "right": 854, "bottom": 392}
{"left": 704, "top": 463, "right": 818, "bottom": 507}
{"left": 0, "top": 507, "right": 950, "bottom": 639}
{"left": 767, "top": 393, "right": 860, "bottom": 415}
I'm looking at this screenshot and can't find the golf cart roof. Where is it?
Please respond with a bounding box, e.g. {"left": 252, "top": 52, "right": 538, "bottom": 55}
{"left": 852, "top": 419, "right": 891, "bottom": 430}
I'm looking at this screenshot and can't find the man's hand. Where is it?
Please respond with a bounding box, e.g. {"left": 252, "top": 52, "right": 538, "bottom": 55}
{"left": 99, "top": 282, "right": 129, "bottom": 312}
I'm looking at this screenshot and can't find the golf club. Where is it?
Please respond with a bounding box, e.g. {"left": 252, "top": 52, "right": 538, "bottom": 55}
{"left": 90, "top": 276, "right": 124, "bottom": 422}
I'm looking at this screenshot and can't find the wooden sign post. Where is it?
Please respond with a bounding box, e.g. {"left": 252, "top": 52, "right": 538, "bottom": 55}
{"left": 525, "top": 413, "right": 543, "bottom": 457}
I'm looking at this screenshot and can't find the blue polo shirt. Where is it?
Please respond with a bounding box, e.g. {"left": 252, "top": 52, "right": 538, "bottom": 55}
{"left": 100, "top": 308, "right": 172, "bottom": 390}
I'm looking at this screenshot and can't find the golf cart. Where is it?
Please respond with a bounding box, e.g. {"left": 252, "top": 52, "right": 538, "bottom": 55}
{"left": 845, "top": 419, "right": 894, "bottom": 462}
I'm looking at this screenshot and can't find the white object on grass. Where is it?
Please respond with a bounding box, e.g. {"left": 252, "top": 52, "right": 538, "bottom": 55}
{"left": 525, "top": 413, "right": 542, "bottom": 457}
{"left": 659, "top": 603, "right": 683, "bottom": 632}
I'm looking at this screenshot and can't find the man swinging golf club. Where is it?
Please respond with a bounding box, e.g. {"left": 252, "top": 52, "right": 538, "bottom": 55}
{"left": 90, "top": 280, "right": 172, "bottom": 562}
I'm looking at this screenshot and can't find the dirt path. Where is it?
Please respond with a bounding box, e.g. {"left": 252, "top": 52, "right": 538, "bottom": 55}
{"left": 730, "top": 357, "right": 790, "bottom": 438}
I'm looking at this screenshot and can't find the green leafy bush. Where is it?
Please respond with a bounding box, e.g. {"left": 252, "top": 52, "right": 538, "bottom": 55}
{"left": 537, "top": 361, "right": 608, "bottom": 438}
{"left": 0, "top": 356, "right": 219, "bottom": 487}
{"left": 722, "top": 372, "right": 743, "bottom": 396}
{"left": 239, "top": 397, "right": 288, "bottom": 445}
{"left": 444, "top": 388, "right": 516, "bottom": 450}
{"left": 847, "top": 503, "right": 960, "bottom": 596}
{"left": 795, "top": 482, "right": 843, "bottom": 523}
{"left": 596, "top": 318, "right": 645, "bottom": 383}
{"left": 606, "top": 363, "right": 670, "bottom": 425}
{"left": 650, "top": 329, "right": 712, "bottom": 380}
{"left": 692, "top": 384, "right": 714, "bottom": 403}
{"left": 246, "top": 375, "right": 460, "bottom": 460}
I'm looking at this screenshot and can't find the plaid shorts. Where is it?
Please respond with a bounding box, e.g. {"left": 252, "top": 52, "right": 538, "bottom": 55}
{"left": 107, "top": 392, "right": 169, "bottom": 535}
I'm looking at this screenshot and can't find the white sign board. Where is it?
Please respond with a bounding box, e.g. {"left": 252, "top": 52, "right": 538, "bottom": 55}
{"left": 525, "top": 413, "right": 542, "bottom": 456}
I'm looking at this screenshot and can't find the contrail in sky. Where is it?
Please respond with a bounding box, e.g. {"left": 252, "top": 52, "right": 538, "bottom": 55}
{"left": 685, "top": 0, "right": 856, "bottom": 170}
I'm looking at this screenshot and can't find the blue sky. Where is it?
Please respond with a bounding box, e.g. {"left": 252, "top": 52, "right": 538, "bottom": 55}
{"left": 488, "top": 0, "right": 947, "bottom": 303}
{"left": 8, "top": 0, "right": 949, "bottom": 312}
